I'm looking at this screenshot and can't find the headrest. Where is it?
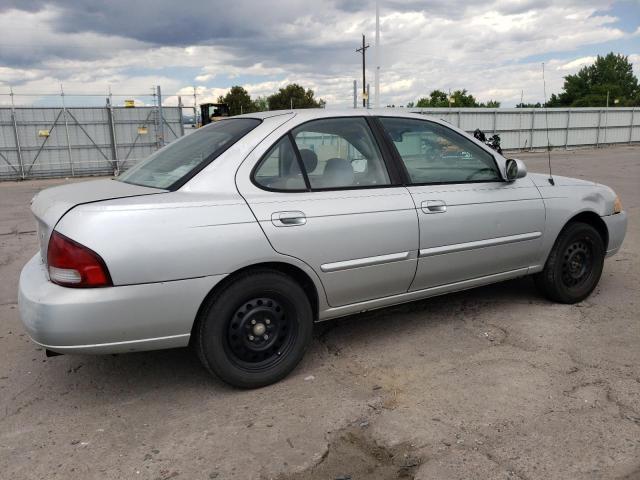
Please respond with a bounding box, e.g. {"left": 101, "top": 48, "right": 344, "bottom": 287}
{"left": 298, "top": 149, "right": 318, "bottom": 173}
{"left": 323, "top": 158, "right": 354, "bottom": 187}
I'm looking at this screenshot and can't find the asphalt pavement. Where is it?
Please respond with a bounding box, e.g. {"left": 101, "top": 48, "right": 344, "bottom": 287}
{"left": 0, "top": 145, "right": 638, "bottom": 479}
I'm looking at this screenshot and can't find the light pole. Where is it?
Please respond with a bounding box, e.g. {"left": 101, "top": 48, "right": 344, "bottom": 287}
{"left": 375, "top": 0, "right": 380, "bottom": 108}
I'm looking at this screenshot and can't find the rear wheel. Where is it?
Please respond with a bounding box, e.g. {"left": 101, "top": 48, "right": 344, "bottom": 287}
{"left": 195, "top": 270, "right": 313, "bottom": 388}
{"left": 534, "top": 222, "right": 605, "bottom": 304}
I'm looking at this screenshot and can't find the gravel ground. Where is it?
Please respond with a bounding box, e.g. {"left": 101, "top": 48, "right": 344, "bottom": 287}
{"left": 0, "top": 145, "right": 638, "bottom": 480}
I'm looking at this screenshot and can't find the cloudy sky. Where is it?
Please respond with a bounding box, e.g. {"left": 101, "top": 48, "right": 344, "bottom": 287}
{"left": 0, "top": 0, "right": 639, "bottom": 108}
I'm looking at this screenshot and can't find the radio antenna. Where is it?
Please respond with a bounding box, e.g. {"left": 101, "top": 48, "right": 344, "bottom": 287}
{"left": 542, "top": 62, "right": 555, "bottom": 185}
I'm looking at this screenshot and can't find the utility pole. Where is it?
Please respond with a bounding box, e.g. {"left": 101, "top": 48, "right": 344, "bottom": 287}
{"left": 356, "top": 34, "right": 369, "bottom": 108}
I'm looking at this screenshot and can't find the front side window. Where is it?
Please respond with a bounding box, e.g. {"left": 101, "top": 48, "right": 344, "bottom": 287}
{"left": 379, "top": 117, "right": 501, "bottom": 184}
{"left": 118, "top": 118, "right": 260, "bottom": 190}
{"left": 291, "top": 118, "right": 390, "bottom": 189}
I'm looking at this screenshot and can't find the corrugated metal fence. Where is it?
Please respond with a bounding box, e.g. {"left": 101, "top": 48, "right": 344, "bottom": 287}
{"left": 0, "top": 106, "right": 183, "bottom": 180}
{"left": 1, "top": 106, "right": 638, "bottom": 181}
{"left": 408, "top": 107, "right": 639, "bottom": 151}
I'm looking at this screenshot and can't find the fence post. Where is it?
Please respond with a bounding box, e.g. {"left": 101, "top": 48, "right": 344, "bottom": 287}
{"left": 564, "top": 109, "right": 571, "bottom": 149}
{"left": 106, "top": 97, "right": 118, "bottom": 173}
{"left": 630, "top": 108, "right": 635, "bottom": 144}
{"left": 517, "top": 108, "right": 522, "bottom": 151}
{"left": 603, "top": 106, "right": 609, "bottom": 145}
{"left": 178, "top": 96, "right": 185, "bottom": 137}
{"left": 157, "top": 85, "right": 165, "bottom": 147}
{"left": 9, "top": 87, "right": 25, "bottom": 180}
{"left": 596, "top": 109, "right": 602, "bottom": 148}
{"left": 529, "top": 109, "right": 535, "bottom": 151}
{"left": 60, "top": 85, "right": 75, "bottom": 176}
{"left": 492, "top": 109, "right": 497, "bottom": 135}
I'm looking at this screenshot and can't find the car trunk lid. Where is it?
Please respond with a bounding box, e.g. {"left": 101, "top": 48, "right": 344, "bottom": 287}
{"left": 32, "top": 179, "right": 164, "bottom": 263}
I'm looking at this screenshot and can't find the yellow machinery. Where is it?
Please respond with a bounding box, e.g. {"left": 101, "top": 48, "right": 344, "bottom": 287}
{"left": 199, "top": 103, "right": 230, "bottom": 126}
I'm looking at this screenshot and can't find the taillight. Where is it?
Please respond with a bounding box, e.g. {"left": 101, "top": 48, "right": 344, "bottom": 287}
{"left": 47, "top": 231, "right": 112, "bottom": 288}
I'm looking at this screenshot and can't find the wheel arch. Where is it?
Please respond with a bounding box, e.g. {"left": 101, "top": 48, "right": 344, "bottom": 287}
{"left": 190, "top": 261, "right": 321, "bottom": 342}
{"left": 564, "top": 210, "right": 609, "bottom": 250}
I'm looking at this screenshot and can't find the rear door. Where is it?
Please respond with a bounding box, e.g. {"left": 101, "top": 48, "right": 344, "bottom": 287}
{"left": 376, "top": 116, "right": 545, "bottom": 291}
{"left": 236, "top": 116, "right": 419, "bottom": 307}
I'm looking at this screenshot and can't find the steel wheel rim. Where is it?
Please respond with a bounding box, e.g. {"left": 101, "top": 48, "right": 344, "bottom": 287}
{"left": 561, "top": 237, "right": 594, "bottom": 289}
{"left": 224, "top": 296, "right": 297, "bottom": 371}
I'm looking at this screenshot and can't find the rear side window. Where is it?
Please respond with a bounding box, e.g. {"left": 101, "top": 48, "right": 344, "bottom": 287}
{"left": 379, "top": 117, "right": 501, "bottom": 184}
{"left": 118, "top": 118, "right": 261, "bottom": 190}
{"left": 254, "top": 136, "right": 306, "bottom": 191}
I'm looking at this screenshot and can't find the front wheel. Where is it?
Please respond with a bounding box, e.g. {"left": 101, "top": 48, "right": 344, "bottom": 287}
{"left": 195, "top": 270, "right": 313, "bottom": 388}
{"left": 534, "top": 222, "right": 605, "bottom": 304}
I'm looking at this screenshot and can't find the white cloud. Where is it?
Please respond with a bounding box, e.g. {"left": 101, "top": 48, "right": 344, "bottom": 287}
{"left": 559, "top": 56, "right": 597, "bottom": 71}
{"left": 0, "top": 1, "right": 638, "bottom": 108}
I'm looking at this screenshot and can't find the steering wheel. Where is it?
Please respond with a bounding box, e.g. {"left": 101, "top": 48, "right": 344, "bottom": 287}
{"left": 465, "top": 168, "right": 496, "bottom": 181}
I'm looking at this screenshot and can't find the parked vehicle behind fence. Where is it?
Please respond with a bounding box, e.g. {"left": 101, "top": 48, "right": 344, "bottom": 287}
{"left": 19, "top": 109, "right": 627, "bottom": 388}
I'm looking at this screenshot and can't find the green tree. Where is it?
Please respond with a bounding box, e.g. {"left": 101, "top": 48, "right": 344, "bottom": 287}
{"left": 416, "top": 89, "right": 448, "bottom": 107}
{"left": 221, "top": 85, "right": 255, "bottom": 116}
{"left": 548, "top": 53, "right": 639, "bottom": 107}
{"left": 414, "top": 89, "right": 498, "bottom": 107}
{"left": 252, "top": 96, "right": 269, "bottom": 112}
{"left": 267, "top": 84, "right": 324, "bottom": 110}
{"left": 450, "top": 89, "right": 478, "bottom": 107}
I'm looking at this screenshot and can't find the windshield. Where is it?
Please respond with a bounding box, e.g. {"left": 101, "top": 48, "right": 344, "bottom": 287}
{"left": 117, "top": 118, "right": 261, "bottom": 189}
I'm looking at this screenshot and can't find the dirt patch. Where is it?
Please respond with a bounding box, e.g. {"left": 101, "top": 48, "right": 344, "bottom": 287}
{"left": 278, "top": 426, "right": 421, "bottom": 480}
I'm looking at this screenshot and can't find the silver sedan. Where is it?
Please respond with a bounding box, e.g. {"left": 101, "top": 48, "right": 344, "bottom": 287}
{"left": 19, "top": 109, "right": 627, "bottom": 388}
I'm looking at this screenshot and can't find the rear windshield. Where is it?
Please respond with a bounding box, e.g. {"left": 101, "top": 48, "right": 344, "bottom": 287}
{"left": 117, "top": 118, "right": 261, "bottom": 190}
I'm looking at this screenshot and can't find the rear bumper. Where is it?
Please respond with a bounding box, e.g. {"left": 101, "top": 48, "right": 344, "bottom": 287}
{"left": 602, "top": 211, "right": 627, "bottom": 257}
{"left": 18, "top": 254, "right": 225, "bottom": 354}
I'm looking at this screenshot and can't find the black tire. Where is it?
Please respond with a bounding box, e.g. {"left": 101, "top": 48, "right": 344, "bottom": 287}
{"left": 195, "top": 270, "right": 313, "bottom": 388}
{"left": 534, "top": 222, "right": 605, "bottom": 304}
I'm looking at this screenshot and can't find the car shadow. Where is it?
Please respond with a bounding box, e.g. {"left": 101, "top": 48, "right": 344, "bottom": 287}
{"left": 41, "top": 276, "right": 541, "bottom": 394}
{"left": 315, "top": 275, "right": 542, "bottom": 335}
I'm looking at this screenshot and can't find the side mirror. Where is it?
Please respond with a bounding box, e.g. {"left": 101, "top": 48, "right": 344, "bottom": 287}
{"left": 505, "top": 158, "right": 527, "bottom": 181}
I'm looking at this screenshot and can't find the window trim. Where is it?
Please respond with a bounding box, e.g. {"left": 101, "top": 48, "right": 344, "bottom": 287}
{"left": 289, "top": 132, "right": 312, "bottom": 190}
{"left": 372, "top": 116, "right": 505, "bottom": 187}
{"left": 251, "top": 116, "right": 403, "bottom": 193}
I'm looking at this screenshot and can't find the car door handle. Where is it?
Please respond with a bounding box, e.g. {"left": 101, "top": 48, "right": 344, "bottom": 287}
{"left": 271, "top": 211, "right": 307, "bottom": 227}
{"left": 421, "top": 200, "right": 447, "bottom": 214}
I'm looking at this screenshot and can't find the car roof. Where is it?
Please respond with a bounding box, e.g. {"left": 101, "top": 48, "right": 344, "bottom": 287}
{"left": 235, "top": 108, "right": 440, "bottom": 123}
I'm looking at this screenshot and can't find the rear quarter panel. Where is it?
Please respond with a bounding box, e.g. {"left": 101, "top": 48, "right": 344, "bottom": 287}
{"left": 55, "top": 192, "right": 277, "bottom": 285}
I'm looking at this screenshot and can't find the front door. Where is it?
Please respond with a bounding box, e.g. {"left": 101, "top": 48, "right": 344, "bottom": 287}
{"left": 237, "top": 116, "right": 419, "bottom": 307}
{"left": 377, "top": 116, "right": 545, "bottom": 291}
